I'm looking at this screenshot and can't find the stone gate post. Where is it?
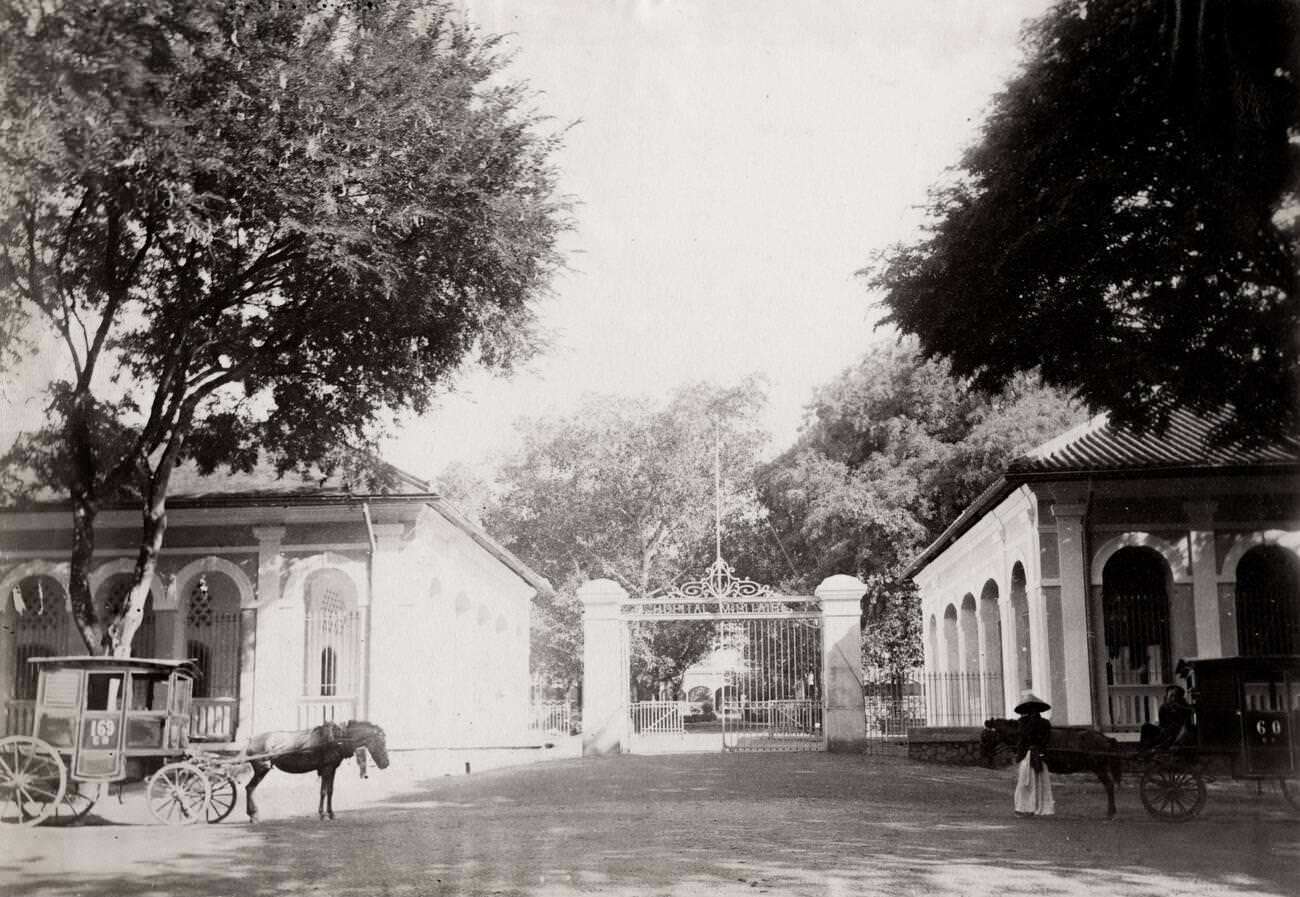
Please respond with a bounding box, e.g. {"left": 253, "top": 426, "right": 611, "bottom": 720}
{"left": 815, "top": 574, "right": 868, "bottom": 752}
{"left": 578, "top": 578, "right": 629, "bottom": 755}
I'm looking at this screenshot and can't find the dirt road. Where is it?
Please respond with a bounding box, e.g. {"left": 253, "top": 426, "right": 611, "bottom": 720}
{"left": 4, "top": 752, "right": 1298, "bottom": 896}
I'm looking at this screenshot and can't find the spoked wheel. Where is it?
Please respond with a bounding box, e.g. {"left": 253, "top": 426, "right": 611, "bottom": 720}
{"left": 206, "top": 772, "right": 238, "bottom": 823}
{"left": 1281, "top": 777, "right": 1300, "bottom": 813}
{"left": 147, "top": 762, "right": 211, "bottom": 826}
{"left": 47, "top": 780, "right": 103, "bottom": 826}
{"left": 0, "top": 735, "right": 67, "bottom": 826}
{"left": 1140, "top": 763, "right": 1207, "bottom": 822}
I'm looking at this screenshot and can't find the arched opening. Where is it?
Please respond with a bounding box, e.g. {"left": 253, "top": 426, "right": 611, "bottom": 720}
{"left": 183, "top": 570, "right": 243, "bottom": 738}
{"left": 1102, "top": 546, "right": 1172, "bottom": 729}
{"left": 1010, "top": 563, "right": 1031, "bottom": 691}
{"left": 939, "top": 604, "right": 959, "bottom": 724}
{"left": 1235, "top": 545, "right": 1300, "bottom": 655}
{"left": 959, "top": 594, "right": 978, "bottom": 674}
{"left": 979, "top": 579, "right": 1005, "bottom": 718}
{"left": 8, "top": 575, "right": 76, "bottom": 735}
{"left": 302, "top": 568, "right": 360, "bottom": 725}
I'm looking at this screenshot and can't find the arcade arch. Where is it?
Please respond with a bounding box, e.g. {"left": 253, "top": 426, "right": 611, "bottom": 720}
{"left": 1234, "top": 545, "right": 1300, "bottom": 656}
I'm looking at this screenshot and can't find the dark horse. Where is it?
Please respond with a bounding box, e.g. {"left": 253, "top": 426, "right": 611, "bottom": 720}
{"left": 981, "top": 718, "right": 1124, "bottom": 818}
{"left": 243, "top": 720, "right": 389, "bottom": 822}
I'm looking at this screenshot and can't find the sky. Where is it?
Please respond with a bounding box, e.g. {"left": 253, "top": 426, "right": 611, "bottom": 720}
{"left": 378, "top": 0, "right": 1053, "bottom": 481}
{"left": 0, "top": 0, "right": 1055, "bottom": 484}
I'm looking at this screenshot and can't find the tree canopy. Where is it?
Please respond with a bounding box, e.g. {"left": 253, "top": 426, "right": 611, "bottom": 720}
{"left": 868, "top": 0, "right": 1299, "bottom": 448}
{"left": 0, "top": 1, "right": 568, "bottom": 653}
{"left": 484, "top": 380, "right": 776, "bottom": 695}
{"left": 761, "top": 339, "right": 1087, "bottom": 673}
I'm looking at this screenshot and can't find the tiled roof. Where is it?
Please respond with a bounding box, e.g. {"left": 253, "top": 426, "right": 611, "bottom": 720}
{"left": 904, "top": 408, "right": 1300, "bottom": 579}
{"left": 164, "top": 458, "right": 430, "bottom": 501}
{"left": 1008, "top": 408, "right": 1300, "bottom": 474}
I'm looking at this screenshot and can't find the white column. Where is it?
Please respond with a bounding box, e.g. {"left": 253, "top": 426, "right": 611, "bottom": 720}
{"left": 997, "top": 596, "right": 1019, "bottom": 719}
{"left": 1184, "top": 501, "right": 1223, "bottom": 658}
{"left": 578, "top": 579, "right": 629, "bottom": 755}
{"left": 1051, "top": 501, "right": 1094, "bottom": 725}
{"left": 243, "top": 526, "right": 284, "bottom": 738}
{"left": 815, "top": 575, "right": 867, "bottom": 752}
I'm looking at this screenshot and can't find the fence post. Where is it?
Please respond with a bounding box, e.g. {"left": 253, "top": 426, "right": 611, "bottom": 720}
{"left": 815, "top": 575, "right": 868, "bottom": 752}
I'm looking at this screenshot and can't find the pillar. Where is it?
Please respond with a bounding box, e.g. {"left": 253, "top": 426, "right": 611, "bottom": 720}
{"left": 1050, "top": 499, "right": 1095, "bottom": 725}
{"left": 1184, "top": 501, "right": 1222, "bottom": 658}
{"left": 247, "top": 526, "right": 285, "bottom": 735}
{"left": 815, "top": 574, "right": 868, "bottom": 752}
{"left": 997, "top": 596, "right": 1019, "bottom": 719}
{"left": 578, "top": 578, "right": 629, "bottom": 755}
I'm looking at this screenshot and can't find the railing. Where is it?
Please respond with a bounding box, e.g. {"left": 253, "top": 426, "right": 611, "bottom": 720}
{"left": 922, "top": 672, "right": 1006, "bottom": 727}
{"left": 530, "top": 701, "right": 573, "bottom": 735}
{"left": 735, "top": 699, "right": 820, "bottom": 733}
{"left": 1108, "top": 684, "right": 1165, "bottom": 729}
{"left": 296, "top": 696, "right": 357, "bottom": 729}
{"left": 631, "top": 700, "right": 686, "bottom": 735}
{"left": 190, "top": 697, "right": 238, "bottom": 741}
{"left": 4, "top": 700, "right": 34, "bottom": 737}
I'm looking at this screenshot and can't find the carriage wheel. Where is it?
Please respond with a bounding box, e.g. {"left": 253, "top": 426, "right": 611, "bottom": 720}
{"left": 206, "top": 772, "right": 238, "bottom": 823}
{"left": 0, "top": 735, "right": 66, "bottom": 826}
{"left": 1140, "top": 764, "right": 1207, "bottom": 822}
{"left": 1280, "top": 777, "right": 1300, "bottom": 814}
{"left": 46, "top": 780, "right": 103, "bottom": 826}
{"left": 147, "top": 762, "right": 211, "bottom": 826}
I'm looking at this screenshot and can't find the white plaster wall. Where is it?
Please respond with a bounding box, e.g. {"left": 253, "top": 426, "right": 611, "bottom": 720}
{"left": 365, "top": 507, "right": 535, "bottom": 749}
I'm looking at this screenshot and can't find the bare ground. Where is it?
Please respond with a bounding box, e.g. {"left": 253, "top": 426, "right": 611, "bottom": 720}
{"left": 3, "top": 751, "right": 1298, "bottom": 897}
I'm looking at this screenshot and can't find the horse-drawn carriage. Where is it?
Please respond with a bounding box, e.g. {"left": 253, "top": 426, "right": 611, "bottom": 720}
{"left": 0, "top": 655, "right": 241, "bottom": 826}
{"left": 1138, "top": 654, "right": 1300, "bottom": 822}
{"left": 1, "top": 654, "right": 389, "bottom": 827}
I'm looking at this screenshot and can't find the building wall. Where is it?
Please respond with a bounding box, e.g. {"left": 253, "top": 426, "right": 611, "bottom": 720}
{"left": 0, "top": 500, "right": 537, "bottom": 749}
{"left": 914, "top": 472, "right": 1300, "bottom": 731}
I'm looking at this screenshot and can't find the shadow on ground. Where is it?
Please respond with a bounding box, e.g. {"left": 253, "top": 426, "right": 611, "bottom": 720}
{"left": 4, "top": 753, "right": 1298, "bottom": 897}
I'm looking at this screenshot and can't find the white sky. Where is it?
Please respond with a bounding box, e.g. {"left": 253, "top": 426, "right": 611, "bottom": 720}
{"left": 0, "top": 1, "right": 1053, "bottom": 483}
{"left": 382, "top": 0, "right": 1052, "bottom": 480}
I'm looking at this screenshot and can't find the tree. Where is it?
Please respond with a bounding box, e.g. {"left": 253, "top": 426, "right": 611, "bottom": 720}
{"left": 762, "top": 339, "right": 1087, "bottom": 668}
{"left": 485, "top": 380, "right": 774, "bottom": 696}
{"left": 867, "top": 0, "right": 1300, "bottom": 448}
{"left": 0, "top": 1, "right": 568, "bottom": 654}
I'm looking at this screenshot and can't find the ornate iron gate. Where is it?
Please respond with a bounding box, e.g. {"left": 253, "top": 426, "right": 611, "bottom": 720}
{"left": 623, "top": 558, "right": 825, "bottom": 753}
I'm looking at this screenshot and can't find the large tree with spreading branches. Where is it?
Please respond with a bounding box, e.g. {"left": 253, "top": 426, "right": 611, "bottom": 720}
{"left": 868, "top": 0, "right": 1299, "bottom": 448}
{"left": 485, "top": 381, "right": 773, "bottom": 697}
{"left": 0, "top": 1, "right": 568, "bottom": 655}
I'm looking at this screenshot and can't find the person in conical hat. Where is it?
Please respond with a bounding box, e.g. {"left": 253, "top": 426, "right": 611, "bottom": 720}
{"left": 1014, "top": 693, "right": 1050, "bottom": 715}
{"left": 1012, "top": 692, "right": 1054, "bottom": 817}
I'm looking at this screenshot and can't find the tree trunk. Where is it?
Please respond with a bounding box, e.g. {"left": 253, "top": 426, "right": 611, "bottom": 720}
{"left": 104, "top": 432, "right": 185, "bottom": 658}
{"left": 67, "top": 397, "right": 106, "bottom": 653}
{"left": 68, "top": 488, "right": 104, "bottom": 653}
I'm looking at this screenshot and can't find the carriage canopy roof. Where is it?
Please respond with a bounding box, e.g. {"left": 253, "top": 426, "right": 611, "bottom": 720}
{"left": 27, "top": 656, "right": 200, "bottom": 675}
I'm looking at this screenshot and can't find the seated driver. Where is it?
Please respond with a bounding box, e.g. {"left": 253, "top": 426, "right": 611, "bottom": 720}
{"left": 1139, "top": 685, "right": 1194, "bottom": 755}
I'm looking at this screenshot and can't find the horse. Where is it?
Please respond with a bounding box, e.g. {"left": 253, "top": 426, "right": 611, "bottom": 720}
{"left": 980, "top": 717, "right": 1124, "bottom": 818}
{"left": 243, "top": 720, "right": 389, "bottom": 823}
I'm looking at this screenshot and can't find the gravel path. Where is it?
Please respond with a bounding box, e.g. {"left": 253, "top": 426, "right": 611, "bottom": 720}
{"left": 4, "top": 751, "right": 1298, "bottom": 896}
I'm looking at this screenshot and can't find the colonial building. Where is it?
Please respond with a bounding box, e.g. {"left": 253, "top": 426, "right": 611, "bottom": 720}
{"left": 905, "top": 409, "right": 1300, "bottom": 731}
{"left": 0, "top": 462, "right": 549, "bottom": 749}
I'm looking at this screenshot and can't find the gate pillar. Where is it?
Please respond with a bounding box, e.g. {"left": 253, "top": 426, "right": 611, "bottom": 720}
{"left": 816, "top": 575, "right": 868, "bottom": 752}
{"left": 578, "top": 578, "right": 630, "bottom": 755}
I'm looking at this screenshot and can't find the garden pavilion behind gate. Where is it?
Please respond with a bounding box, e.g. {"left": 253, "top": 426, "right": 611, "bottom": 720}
{"left": 0, "top": 459, "right": 550, "bottom": 750}
{"left": 905, "top": 409, "right": 1300, "bottom": 732}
